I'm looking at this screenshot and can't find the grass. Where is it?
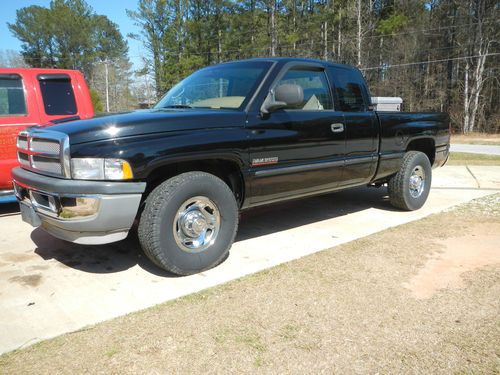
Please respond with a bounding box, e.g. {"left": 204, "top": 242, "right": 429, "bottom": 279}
{"left": 1, "top": 194, "right": 499, "bottom": 374}
{"left": 446, "top": 152, "right": 500, "bottom": 166}
{"left": 451, "top": 133, "right": 500, "bottom": 145}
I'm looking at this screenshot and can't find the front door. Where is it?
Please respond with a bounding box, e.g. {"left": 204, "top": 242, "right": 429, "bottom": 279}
{"left": 247, "top": 64, "right": 345, "bottom": 204}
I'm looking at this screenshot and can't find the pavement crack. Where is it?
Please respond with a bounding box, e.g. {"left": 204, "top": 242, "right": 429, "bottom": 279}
{"left": 465, "top": 165, "right": 481, "bottom": 188}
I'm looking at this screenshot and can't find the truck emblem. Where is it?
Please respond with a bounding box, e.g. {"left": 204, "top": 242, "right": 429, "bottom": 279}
{"left": 251, "top": 157, "right": 279, "bottom": 166}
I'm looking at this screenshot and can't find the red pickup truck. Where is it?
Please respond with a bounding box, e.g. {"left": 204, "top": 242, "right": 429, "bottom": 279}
{"left": 0, "top": 68, "right": 93, "bottom": 197}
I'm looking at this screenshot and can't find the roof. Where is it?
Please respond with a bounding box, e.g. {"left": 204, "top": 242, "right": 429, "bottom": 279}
{"left": 0, "top": 67, "right": 84, "bottom": 75}
{"left": 215, "top": 57, "right": 355, "bottom": 70}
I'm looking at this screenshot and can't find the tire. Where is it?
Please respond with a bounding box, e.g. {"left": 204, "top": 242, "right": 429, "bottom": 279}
{"left": 138, "top": 172, "right": 238, "bottom": 275}
{"left": 388, "top": 151, "right": 432, "bottom": 211}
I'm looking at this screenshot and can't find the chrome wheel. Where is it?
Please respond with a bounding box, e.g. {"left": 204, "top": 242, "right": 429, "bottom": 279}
{"left": 409, "top": 165, "right": 426, "bottom": 198}
{"left": 173, "top": 196, "right": 220, "bottom": 252}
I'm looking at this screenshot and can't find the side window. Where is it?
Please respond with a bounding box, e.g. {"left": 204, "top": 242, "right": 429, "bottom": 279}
{"left": 38, "top": 75, "right": 77, "bottom": 115}
{"left": 276, "top": 68, "right": 333, "bottom": 110}
{"left": 0, "top": 74, "right": 27, "bottom": 116}
{"left": 330, "top": 68, "right": 367, "bottom": 112}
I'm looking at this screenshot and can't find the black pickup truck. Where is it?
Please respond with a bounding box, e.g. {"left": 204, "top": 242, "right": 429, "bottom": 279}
{"left": 12, "top": 58, "right": 450, "bottom": 275}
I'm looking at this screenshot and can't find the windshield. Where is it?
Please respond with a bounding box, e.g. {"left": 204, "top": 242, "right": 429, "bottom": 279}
{"left": 155, "top": 61, "right": 272, "bottom": 110}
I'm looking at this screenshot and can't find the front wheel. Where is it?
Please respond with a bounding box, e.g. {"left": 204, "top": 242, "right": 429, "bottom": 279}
{"left": 138, "top": 172, "right": 239, "bottom": 275}
{"left": 388, "top": 151, "right": 432, "bottom": 211}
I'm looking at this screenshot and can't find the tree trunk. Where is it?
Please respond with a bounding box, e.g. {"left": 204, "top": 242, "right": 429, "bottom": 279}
{"left": 269, "top": 1, "right": 277, "bottom": 57}
{"left": 463, "top": 60, "right": 470, "bottom": 133}
{"left": 337, "top": 7, "right": 341, "bottom": 60}
{"left": 323, "top": 20, "right": 328, "bottom": 60}
{"left": 356, "top": 0, "right": 362, "bottom": 67}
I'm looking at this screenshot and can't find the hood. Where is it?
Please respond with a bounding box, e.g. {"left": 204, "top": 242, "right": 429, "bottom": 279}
{"left": 47, "top": 109, "right": 246, "bottom": 145}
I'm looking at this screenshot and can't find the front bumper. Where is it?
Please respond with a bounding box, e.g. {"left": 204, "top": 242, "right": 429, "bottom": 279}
{"left": 12, "top": 167, "right": 146, "bottom": 245}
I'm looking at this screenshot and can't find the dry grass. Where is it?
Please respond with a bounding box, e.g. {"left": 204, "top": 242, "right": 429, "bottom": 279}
{"left": 446, "top": 152, "right": 500, "bottom": 166}
{"left": 1, "top": 195, "right": 499, "bottom": 374}
{"left": 451, "top": 133, "right": 500, "bottom": 145}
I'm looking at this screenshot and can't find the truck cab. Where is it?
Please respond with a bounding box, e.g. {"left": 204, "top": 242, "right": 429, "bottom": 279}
{"left": 0, "top": 68, "right": 94, "bottom": 195}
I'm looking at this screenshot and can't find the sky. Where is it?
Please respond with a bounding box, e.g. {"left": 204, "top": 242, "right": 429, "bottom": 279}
{"left": 0, "top": 0, "right": 144, "bottom": 69}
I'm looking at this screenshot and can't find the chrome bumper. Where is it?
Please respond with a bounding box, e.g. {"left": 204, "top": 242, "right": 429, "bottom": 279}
{"left": 12, "top": 168, "right": 146, "bottom": 245}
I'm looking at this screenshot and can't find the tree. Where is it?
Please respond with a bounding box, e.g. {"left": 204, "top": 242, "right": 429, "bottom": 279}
{"left": 8, "top": 6, "right": 56, "bottom": 67}
{"left": 0, "top": 50, "right": 28, "bottom": 67}
{"left": 127, "top": 0, "right": 174, "bottom": 97}
{"left": 124, "top": 0, "right": 498, "bottom": 131}
{"left": 9, "top": 0, "right": 133, "bottom": 112}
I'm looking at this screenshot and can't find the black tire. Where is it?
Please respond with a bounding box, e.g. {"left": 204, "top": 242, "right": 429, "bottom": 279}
{"left": 388, "top": 151, "right": 432, "bottom": 211}
{"left": 138, "top": 172, "right": 238, "bottom": 275}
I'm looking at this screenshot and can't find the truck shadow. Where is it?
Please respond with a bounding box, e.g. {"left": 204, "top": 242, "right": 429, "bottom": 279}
{"left": 31, "top": 186, "right": 393, "bottom": 276}
{"left": 0, "top": 202, "right": 20, "bottom": 217}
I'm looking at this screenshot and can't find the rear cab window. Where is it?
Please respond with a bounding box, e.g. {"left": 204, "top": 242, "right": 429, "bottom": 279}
{"left": 328, "top": 67, "right": 369, "bottom": 112}
{"left": 37, "top": 74, "right": 77, "bottom": 116}
{"left": 0, "top": 74, "right": 27, "bottom": 116}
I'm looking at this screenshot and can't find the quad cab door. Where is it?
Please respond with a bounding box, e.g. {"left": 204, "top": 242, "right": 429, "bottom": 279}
{"left": 246, "top": 62, "right": 346, "bottom": 205}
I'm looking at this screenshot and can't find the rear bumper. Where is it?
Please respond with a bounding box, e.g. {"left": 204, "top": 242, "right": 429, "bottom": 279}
{"left": 12, "top": 167, "right": 146, "bottom": 245}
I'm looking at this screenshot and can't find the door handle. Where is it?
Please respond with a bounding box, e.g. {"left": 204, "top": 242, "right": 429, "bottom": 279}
{"left": 331, "top": 123, "right": 344, "bottom": 133}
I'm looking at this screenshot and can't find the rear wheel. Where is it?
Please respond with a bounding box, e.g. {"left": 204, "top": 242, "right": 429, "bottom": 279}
{"left": 388, "top": 151, "right": 432, "bottom": 211}
{"left": 138, "top": 172, "right": 238, "bottom": 275}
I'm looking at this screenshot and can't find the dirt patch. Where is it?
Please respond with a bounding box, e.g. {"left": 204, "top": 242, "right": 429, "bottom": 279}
{"left": 1, "top": 252, "right": 37, "bottom": 263}
{"left": 404, "top": 222, "right": 500, "bottom": 299}
{"left": 8, "top": 274, "right": 43, "bottom": 287}
{"left": 1, "top": 194, "right": 499, "bottom": 374}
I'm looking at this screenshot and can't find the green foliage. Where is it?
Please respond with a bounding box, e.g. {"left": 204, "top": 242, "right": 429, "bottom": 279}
{"left": 89, "top": 88, "right": 104, "bottom": 113}
{"left": 376, "top": 13, "right": 409, "bottom": 35}
{"left": 9, "top": 0, "right": 133, "bottom": 112}
{"left": 8, "top": 0, "right": 128, "bottom": 77}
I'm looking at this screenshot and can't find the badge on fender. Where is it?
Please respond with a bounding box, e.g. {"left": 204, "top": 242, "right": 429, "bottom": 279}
{"left": 251, "top": 157, "right": 279, "bottom": 166}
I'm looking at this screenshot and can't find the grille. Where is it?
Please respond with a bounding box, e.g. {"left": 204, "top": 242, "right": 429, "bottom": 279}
{"left": 17, "top": 136, "right": 28, "bottom": 150}
{"left": 17, "top": 152, "right": 30, "bottom": 167}
{"left": 31, "top": 155, "right": 63, "bottom": 175}
{"left": 31, "top": 139, "right": 61, "bottom": 155}
{"left": 17, "top": 129, "right": 69, "bottom": 178}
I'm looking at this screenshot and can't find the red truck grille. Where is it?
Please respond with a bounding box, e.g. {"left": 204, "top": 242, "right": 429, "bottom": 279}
{"left": 17, "top": 129, "right": 70, "bottom": 178}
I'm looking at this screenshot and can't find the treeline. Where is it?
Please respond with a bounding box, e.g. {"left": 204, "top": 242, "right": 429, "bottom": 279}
{"left": 8, "top": 0, "right": 499, "bottom": 133}
{"left": 128, "top": 0, "right": 499, "bottom": 133}
{"left": 8, "top": 0, "right": 136, "bottom": 112}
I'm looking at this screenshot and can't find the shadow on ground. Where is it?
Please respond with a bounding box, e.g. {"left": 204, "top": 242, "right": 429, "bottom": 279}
{"left": 30, "top": 186, "right": 392, "bottom": 276}
{"left": 0, "top": 202, "right": 20, "bottom": 217}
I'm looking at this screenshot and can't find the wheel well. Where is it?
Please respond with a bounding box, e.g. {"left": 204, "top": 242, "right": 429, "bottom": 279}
{"left": 145, "top": 159, "right": 245, "bottom": 207}
{"left": 406, "top": 138, "right": 435, "bottom": 165}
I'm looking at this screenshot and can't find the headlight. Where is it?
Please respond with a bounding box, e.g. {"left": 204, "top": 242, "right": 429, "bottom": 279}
{"left": 71, "top": 158, "right": 133, "bottom": 180}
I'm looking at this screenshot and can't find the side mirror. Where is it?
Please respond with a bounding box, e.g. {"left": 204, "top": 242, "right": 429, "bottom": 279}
{"left": 261, "top": 84, "right": 304, "bottom": 114}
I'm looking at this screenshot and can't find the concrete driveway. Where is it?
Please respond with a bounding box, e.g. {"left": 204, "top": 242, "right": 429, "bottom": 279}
{"left": 450, "top": 143, "right": 500, "bottom": 156}
{"left": 1, "top": 165, "right": 499, "bottom": 354}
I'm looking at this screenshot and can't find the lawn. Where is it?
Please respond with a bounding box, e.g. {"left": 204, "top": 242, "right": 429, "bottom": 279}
{"left": 451, "top": 133, "right": 500, "bottom": 145}
{"left": 447, "top": 152, "right": 500, "bottom": 166}
{"left": 1, "top": 194, "right": 499, "bottom": 374}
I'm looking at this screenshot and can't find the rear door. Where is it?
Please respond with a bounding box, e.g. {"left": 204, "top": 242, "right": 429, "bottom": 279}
{"left": 247, "top": 62, "right": 346, "bottom": 204}
{"left": 328, "top": 66, "right": 378, "bottom": 186}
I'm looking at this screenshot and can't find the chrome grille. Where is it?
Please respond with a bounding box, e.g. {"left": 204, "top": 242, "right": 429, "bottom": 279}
{"left": 17, "top": 136, "right": 28, "bottom": 150}
{"left": 30, "top": 139, "right": 61, "bottom": 155}
{"left": 17, "top": 152, "right": 30, "bottom": 166}
{"left": 17, "top": 129, "right": 70, "bottom": 178}
{"left": 31, "top": 155, "right": 63, "bottom": 174}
